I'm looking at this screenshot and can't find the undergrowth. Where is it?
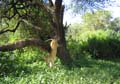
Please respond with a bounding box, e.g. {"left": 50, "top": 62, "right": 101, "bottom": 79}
{"left": 0, "top": 30, "right": 120, "bottom": 84}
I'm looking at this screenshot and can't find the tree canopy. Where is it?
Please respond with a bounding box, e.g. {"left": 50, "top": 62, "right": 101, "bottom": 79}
{"left": 70, "top": 0, "right": 116, "bottom": 13}
{"left": 82, "top": 10, "right": 112, "bottom": 30}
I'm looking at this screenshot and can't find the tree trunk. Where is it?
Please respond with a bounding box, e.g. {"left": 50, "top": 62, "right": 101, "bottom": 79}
{"left": 57, "top": 31, "right": 73, "bottom": 65}
{"left": 52, "top": 0, "right": 73, "bottom": 65}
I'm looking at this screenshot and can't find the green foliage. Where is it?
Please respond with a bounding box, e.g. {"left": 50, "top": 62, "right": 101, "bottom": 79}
{"left": 0, "top": 51, "right": 27, "bottom": 77}
{"left": 68, "top": 10, "right": 120, "bottom": 34}
{"left": 68, "top": 29, "right": 120, "bottom": 59}
{"left": 81, "top": 30, "right": 120, "bottom": 59}
{"left": 67, "top": 10, "right": 120, "bottom": 59}
{"left": 0, "top": 5, "right": 120, "bottom": 83}
{"left": 0, "top": 46, "right": 48, "bottom": 77}
{"left": 0, "top": 41, "right": 120, "bottom": 84}
{"left": 81, "top": 10, "right": 112, "bottom": 30}
{"left": 19, "top": 7, "right": 52, "bottom": 40}
{"left": 0, "top": 28, "right": 120, "bottom": 83}
{"left": 110, "top": 17, "right": 120, "bottom": 31}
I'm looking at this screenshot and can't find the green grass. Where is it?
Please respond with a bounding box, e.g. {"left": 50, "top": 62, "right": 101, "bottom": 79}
{"left": 0, "top": 55, "right": 120, "bottom": 84}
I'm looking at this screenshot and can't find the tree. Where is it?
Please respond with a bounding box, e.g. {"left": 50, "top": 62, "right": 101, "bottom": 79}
{"left": 81, "top": 10, "right": 112, "bottom": 30}
{"left": 110, "top": 18, "right": 120, "bottom": 31}
{"left": 0, "top": 0, "right": 113, "bottom": 65}
{"left": 71, "top": 0, "right": 116, "bottom": 13}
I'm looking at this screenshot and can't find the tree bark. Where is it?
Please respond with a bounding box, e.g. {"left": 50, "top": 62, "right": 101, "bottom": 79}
{"left": 52, "top": 0, "right": 73, "bottom": 65}
{"left": 0, "top": 38, "right": 50, "bottom": 52}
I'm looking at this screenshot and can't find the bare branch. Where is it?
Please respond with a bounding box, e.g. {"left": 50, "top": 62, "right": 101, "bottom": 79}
{"left": 64, "top": 22, "right": 71, "bottom": 29}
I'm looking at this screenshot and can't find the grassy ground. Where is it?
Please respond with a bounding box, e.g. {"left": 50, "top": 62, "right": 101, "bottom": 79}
{"left": 0, "top": 55, "right": 120, "bottom": 84}
{"left": 0, "top": 30, "right": 120, "bottom": 84}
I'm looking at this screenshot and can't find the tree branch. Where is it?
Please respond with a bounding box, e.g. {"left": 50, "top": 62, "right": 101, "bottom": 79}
{"left": 0, "top": 20, "right": 21, "bottom": 34}
{"left": 48, "top": 0, "right": 54, "bottom": 6}
{"left": 21, "top": 19, "right": 42, "bottom": 31}
{"left": 0, "top": 38, "right": 50, "bottom": 52}
{"left": 32, "top": 0, "right": 54, "bottom": 15}
{"left": 1, "top": 14, "right": 17, "bottom": 20}
{"left": 0, "top": 18, "right": 42, "bottom": 35}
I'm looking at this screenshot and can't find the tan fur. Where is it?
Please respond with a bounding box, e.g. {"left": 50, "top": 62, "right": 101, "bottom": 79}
{"left": 44, "top": 39, "right": 58, "bottom": 68}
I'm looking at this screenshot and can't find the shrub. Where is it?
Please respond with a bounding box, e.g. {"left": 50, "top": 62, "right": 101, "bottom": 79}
{"left": 0, "top": 52, "right": 22, "bottom": 76}
{"left": 81, "top": 30, "right": 120, "bottom": 59}
{"left": 0, "top": 47, "right": 47, "bottom": 77}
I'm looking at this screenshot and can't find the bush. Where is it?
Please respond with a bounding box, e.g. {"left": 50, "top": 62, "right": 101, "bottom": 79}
{"left": 81, "top": 30, "right": 120, "bottom": 59}
{"left": 67, "top": 29, "right": 120, "bottom": 60}
{"left": 86, "top": 37, "right": 120, "bottom": 59}
{"left": 0, "top": 52, "right": 23, "bottom": 76}
{"left": 0, "top": 47, "right": 47, "bottom": 77}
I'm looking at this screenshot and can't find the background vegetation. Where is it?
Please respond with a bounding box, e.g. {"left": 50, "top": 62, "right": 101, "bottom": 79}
{"left": 0, "top": 9, "right": 120, "bottom": 84}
